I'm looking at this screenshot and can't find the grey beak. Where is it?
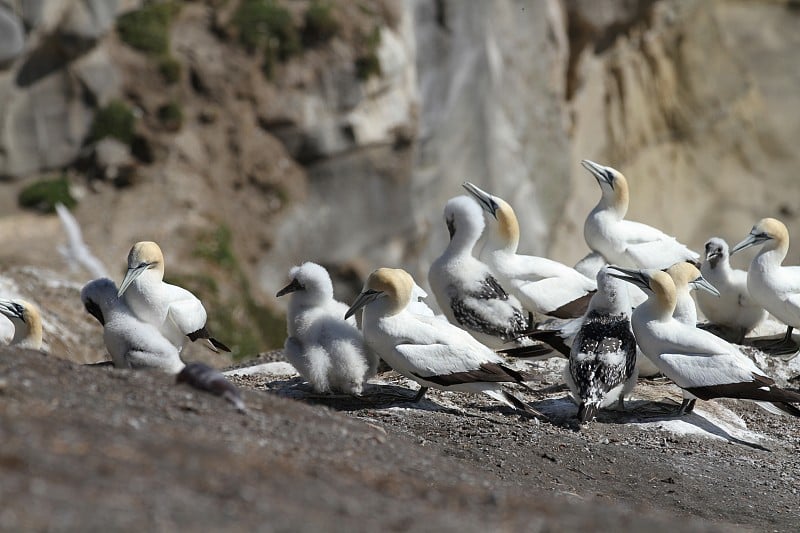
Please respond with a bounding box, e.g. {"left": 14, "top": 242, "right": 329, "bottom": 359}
{"left": 118, "top": 264, "right": 149, "bottom": 297}
{"left": 730, "top": 233, "right": 760, "bottom": 255}
{"left": 345, "top": 289, "right": 384, "bottom": 320}
{"left": 689, "top": 275, "right": 721, "bottom": 297}
{"left": 581, "top": 159, "right": 614, "bottom": 189}
{"left": 276, "top": 278, "right": 303, "bottom": 297}
{"left": 462, "top": 182, "right": 499, "bottom": 219}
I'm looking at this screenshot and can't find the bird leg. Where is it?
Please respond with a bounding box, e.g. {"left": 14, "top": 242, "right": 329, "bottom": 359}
{"left": 411, "top": 386, "right": 429, "bottom": 403}
{"left": 751, "top": 326, "right": 798, "bottom": 359}
{"left": 678, "top": 398, "right": 696, "bottom": 416}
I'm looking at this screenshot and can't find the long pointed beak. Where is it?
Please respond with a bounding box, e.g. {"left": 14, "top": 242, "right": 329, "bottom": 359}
{"left": 462, "top": 182, "right": 498, "bottom": 219}
{"left": 606, "top": 266, "right": 650, "bottom": 291}
{"left": 0, "top": 299, "right": 23, "bottom": 321}
{"left": 705, "top": 249, "right": 722, "bottom": 262}
{"left": 276, "top": 278, "right": 303, "bottom": 297}
{"left": 689, "top": 275, "right": 721, "bottom": 297}
{"left": 581, "top": 159, "right": 614, "bottom": 189}
{"left": 730, "top": 233, "right": 758, "bottom": 255}
{"left": 345, "top": 289, "right": 384, "bottom": 320}
{"left": 118, "top": 265, "right": 149, "bottom": 297}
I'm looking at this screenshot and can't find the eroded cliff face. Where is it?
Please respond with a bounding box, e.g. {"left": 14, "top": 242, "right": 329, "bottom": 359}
{"left": 1, "top": 0, "right": 799, "bottom": 357}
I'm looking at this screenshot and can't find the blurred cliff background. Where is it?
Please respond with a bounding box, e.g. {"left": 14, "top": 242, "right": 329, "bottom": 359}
{"left": 1, "top": 0, "right": 799, "bottom": 361}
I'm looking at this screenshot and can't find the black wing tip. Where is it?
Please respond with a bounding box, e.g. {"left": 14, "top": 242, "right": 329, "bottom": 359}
{"left": 577, "top": 403, "right": 598, "bottom": 424}
{"left": 502, "top": 390, "right": 545, "bottom": 419}
{"left": 498, "top": 344, "right": 554, "bottom": 359}
{"left": 209, "top": 337, "right": 232, "bottom": 352}
{"left": 773, "top": 402, "right": 800, "bottom": 418}
{"left": 176, "top": 362, "right": 245, "bottom": 410}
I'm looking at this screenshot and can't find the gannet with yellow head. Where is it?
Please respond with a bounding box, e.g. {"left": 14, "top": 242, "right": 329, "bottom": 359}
{"left": 582, "top": 160, "right": 699, "bottom": 269}
{"left": 428, "top": 196, "right": 540, "bottom": 351}
{"left": 462, "top": 182, "right": 597, "bottom": 319}
{"left": 732, "top": 218, "right": 800, "bottom": 356}
{"left": 276, "top": 262, "right": 377, "bottom": 395}
{"left": 608, "top": 267, "right": 800, "bottom": 417}
{"left": 82, "top": 278, "right": 185, "bottom": 373}
{"left": 697, "top": 237, "right": 766, "bottom": 343}
{"left": 663, "top": 261, "right": 720, "bottom": 326}
{"left": 346, "top": 267, "right": 542, "bottom": 414}
{"left": 118, "top": 241, "right": 230, "bottom": 354}
{"left": 0, "top": 298, "right": 42, "bottom": 350}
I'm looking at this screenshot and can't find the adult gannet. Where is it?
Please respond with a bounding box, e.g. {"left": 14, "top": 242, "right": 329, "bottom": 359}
{"left": 732, "top": 218, "right": 800, "bottom": 356}
{"left": 582, "top": 160, "right": 699, "bottom": 269}
{"left": 118, "top": 241, "right": 230, "bottom": 354}
{"left": 608, "top": 267, "right": 800, "bottom": 416}
{"left": 277, "top": 262, "right": 377, "bottom": 395}
{"left": 346, "top": 267, "right": 542, "bottom": 414}
{"left": 462, "top": 182, "right": 596, "bottom": 319}
{"left": 697, "top": 238, "right": 766, "bottom": 342}
{"left": 664, "top": 262, "right": 720, "bottom": 326}
{"left": 565, "top": 267, "right": 638, "bottom": 423}
{"left": 428, "top": 196, "right": 533, "bottom": 349}
{"left": 81, "top": 278, "right": 184, "bottom": 373}
{"left": 0, "top": 298, "right": 43, "bottom": 350}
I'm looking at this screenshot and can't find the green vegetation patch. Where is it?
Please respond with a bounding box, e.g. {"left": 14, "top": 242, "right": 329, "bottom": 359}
{"left": 117, "top": 2, "right": 180, "bottom": 56}
{"left": 157, "top": 100, "right": 184, "bottom": 131}
{"left": 89, "top": 100, "right": 136, "bottom": 145}
{"left": 355, "top": 26, "right": 381, "bottom": 80}
{"left": 18, "top": 176, "right": 76, "bottom": 213}
{"left": 303, "top": 1, "right": 339, "bottom": 46}
{"left": 158, "top": 55, "right": 182, "bottom": 84}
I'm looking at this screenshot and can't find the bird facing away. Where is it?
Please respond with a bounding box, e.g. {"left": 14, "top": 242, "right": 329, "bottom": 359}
{"left": 428, "top": 195, "right": 533, "bottom": 350}
{"left": 0, "top": 298, "right": 43, "bottom": 350}
{"left": 346, "top": 267, "right": 541, "bottom": 415}
{"left": 582, "top": 160, "right": 699, "bottom": 269}
{"left": 462, "top": 182, "right": 597, "bottom": 319}
{"left": 731, "top": 218, "right": 800, "bottom": 356}
{"left": 608, "top": 267, "right": 800, "bottom": 417}
{"left": 698, "top": 237, "right": 766, "bottom": 343}
{"left": 663, "top": 261, "right": 720, "bottom": 326}
{"left": 565, "top": 267, "right": 638, "bottom": 423}
{"left": 277, "top": 262, "right": 377, "bottom": 395}
{"left": 81, "top": 278, "right": 185, "bottom": 374}
{"left": 118, "top": 241, "right": 230, "bottom": 354}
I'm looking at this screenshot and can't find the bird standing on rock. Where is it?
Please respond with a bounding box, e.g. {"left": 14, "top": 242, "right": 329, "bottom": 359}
{"left": 732, "top": 218, "right": 800, "bottom": 357}
{"left": 118, "top": 241, "right": 230, "bottom": 354}
{"left": 277, "top": 262, "right": 377, "bottom": 395}
{"left": 347, "top": 267, "right": 542, "bottom": 415}
{"left": 81, "top": 277, "right": 185, "bottom": 373}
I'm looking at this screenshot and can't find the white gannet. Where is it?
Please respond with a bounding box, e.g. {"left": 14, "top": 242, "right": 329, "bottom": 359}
{"left": 0, "top": 313, "right": 14, "bottom": 345}
{"left": 118, "top": 241, "right": 230, "bottom": 354}
{"left": 346, "top": 267, "right": 542, "bottom": 414}
{"left": 664, "top": 262, "right": 720, "bottom": 326}
{"left": 428, "top": 195, "right": 534, "bottom": 350}
{"left": 582, "top": 160, "right": 699, "bottom": 269}
{"left": 81, "top": 278, "right": 185, "bottom": 373}
{"left": 277, "top": 262, "right": 377, "bottom": 395}
{"left": 698, "top": 237, "right": 766, "bottom": 342}
{"left": 731, "top": 218, "right": 800, "bottom": 356}
{"left": 608, "top": 267, "right": 800, "bottom": 416}
{"left": 462, "top": 182, "right": 597, "bottom": 319}
{"left": 0, "top": 299, "right": 43, "bottom": 350}
{"left": 564, "top": 266, "right": 638, "bottom": 423}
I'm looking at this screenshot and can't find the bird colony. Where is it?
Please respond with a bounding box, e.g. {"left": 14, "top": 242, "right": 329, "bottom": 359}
{"left": 3, "top": 160, "right": 800, "bottom": 428}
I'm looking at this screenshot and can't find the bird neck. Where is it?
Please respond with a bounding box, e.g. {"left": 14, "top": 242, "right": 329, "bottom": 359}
{"left": 754, "top": 237, "right": 789, "bottom": 269}
{"left": 446, "top": 223, "right": 482, "bottom": 258}
{"left": 11, "top": 316, "right": 42, "bottom": 350}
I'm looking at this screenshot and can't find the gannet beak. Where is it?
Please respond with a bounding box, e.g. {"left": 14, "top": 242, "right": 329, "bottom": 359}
{"left": 118, "top": 264, "right": 150, "bottom": 297}
{"left": 276, "top": 278, "right": 303, "bottom": 297}
{"left": 689, "top": 275, "right": 721, "bottom": 297}
{"left": 705, "top": 248, "right": 722, "bottom": 262}
{"left": 731, "top": 232, "right": 766, "bottom": 255}
{"left": 462, "top": 182, "right": 499, "bottom": 219}
{"left": 581, "top": 159, "right": 614, "bottom": 190}
{"left": 345, "top": 289, "right": 384, "bottom": 320}
{"left": 607, "top": 266, "right": 650, "bottom": 291}
{"left": 0, "top": 299, "right": 24, "bottom": 321}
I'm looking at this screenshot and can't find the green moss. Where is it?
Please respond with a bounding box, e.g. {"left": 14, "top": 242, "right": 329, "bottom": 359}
{"left": 355, "top": 26, "right": 381, "bottom": 80}
{"left": 89, "top": 100, "right": 136, "bottom": 145}
{"left": 233, "top": 0, "right": 301, "bottom": 61}
{"left": 18, "top": 176, "right": 76, "bottom": 213}
{"left": 158, "top": 55, "right": 182, "bottom": 84}
{"left": 303, "top": 1, "right": 338, "bottom": 46}
{"left": 116, "top": 2, "right": 180, "bottom": 56}
{"left": 157, "top": 100, "right": 183, "bottom": 131}
{"left": 194, "top": 224, "right": 236, "bottom": 269}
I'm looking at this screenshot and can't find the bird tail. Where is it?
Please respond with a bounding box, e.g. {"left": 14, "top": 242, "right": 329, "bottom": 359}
{"left": 577, "top": 402, "right": 598, "bottom": 424}
{"left": 754, "top": 401, "right": 800, "bottom": 418}
{"left": 208, "top": 337, "right": 232, "bottom": 353}
{"left": 484, "top": 389, "right": 546, "bottom": 419}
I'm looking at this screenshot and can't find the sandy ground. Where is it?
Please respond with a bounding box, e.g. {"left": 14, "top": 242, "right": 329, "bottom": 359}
{"left": 1, "top": 348, "right": 798, "bottom": 532}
